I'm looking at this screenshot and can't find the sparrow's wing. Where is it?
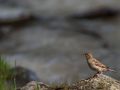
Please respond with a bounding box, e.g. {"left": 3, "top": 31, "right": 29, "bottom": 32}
{"left": 92, "top": 58, "right": 108, "bottom": 68}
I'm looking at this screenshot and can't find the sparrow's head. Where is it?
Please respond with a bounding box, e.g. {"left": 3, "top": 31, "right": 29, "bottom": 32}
{"left": 84, "top": 52, "right": 93, "bottom": 60}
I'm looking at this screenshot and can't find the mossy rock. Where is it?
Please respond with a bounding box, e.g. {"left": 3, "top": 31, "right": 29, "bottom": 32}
{"left": 20, "top": 74, "right": 120, "bottom": 90}
{"left": 70, "top": 74, "right": 120, "bottom": 90}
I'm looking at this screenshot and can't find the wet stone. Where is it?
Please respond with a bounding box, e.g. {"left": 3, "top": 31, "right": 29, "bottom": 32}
{"left": 9, "top": 66, "right": 40, "bottom": 87}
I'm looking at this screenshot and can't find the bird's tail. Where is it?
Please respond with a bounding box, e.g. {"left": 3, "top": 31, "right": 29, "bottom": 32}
{"left": 108, "top": 68, "right": 116, "bottom": 72}
{"left": 108, "top": 68, "right": 120, "bottom": 75}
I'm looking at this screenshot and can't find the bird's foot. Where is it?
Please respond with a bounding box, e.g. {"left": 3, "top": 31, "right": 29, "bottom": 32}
{"left": 93, "top": 72, "right": 102, "bottom": 78}
{"left": 86, "top": 72, "right": 103, "bottom": 80}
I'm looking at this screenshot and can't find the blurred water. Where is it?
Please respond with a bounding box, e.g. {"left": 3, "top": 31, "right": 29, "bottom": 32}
{"left": 0, "top": 0, "right": 120, "bottom": 16}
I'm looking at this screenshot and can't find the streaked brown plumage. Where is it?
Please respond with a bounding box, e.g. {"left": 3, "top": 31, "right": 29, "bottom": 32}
{"left": 84, "top": 52, "right": 114, "bottom": 74}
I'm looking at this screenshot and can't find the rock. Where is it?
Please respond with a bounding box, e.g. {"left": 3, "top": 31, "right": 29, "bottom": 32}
{"left": 9, "top": 66, "right": 40, "bottom": 87}
{"left": 19, "top": 81, "right": 49, "bottom": 90}
{"left": 19, "top": 74, "right": 120, "bottom": 90}
{"left": 70, "top": 74, "right": 120, "bottom": 90}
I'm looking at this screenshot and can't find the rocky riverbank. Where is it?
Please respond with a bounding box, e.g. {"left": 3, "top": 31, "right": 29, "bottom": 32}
{"left": 0, "top": 0, "right": 120, "bottom": 85}
{"left": 19, "top": 74, "right": 120, "bottom": 90}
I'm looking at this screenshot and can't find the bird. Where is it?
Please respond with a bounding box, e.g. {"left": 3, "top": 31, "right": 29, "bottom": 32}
{"left": 84, "top": 52, "right": 114, "bottom": 75}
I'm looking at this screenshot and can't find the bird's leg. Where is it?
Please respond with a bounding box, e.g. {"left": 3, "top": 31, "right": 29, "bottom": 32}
{"left": 96, "top": 72, "right": 103, "bottom": 77}
{"left": 93, "top": 72, "right": 101, "bottom": 78}
{"left": 97, "top": 72, "right": 101, "bottom": 74}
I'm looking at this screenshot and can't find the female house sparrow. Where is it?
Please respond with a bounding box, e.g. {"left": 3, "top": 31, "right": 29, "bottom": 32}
{"left": 84, "top": 52, "right": 114, "bottom": 74}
